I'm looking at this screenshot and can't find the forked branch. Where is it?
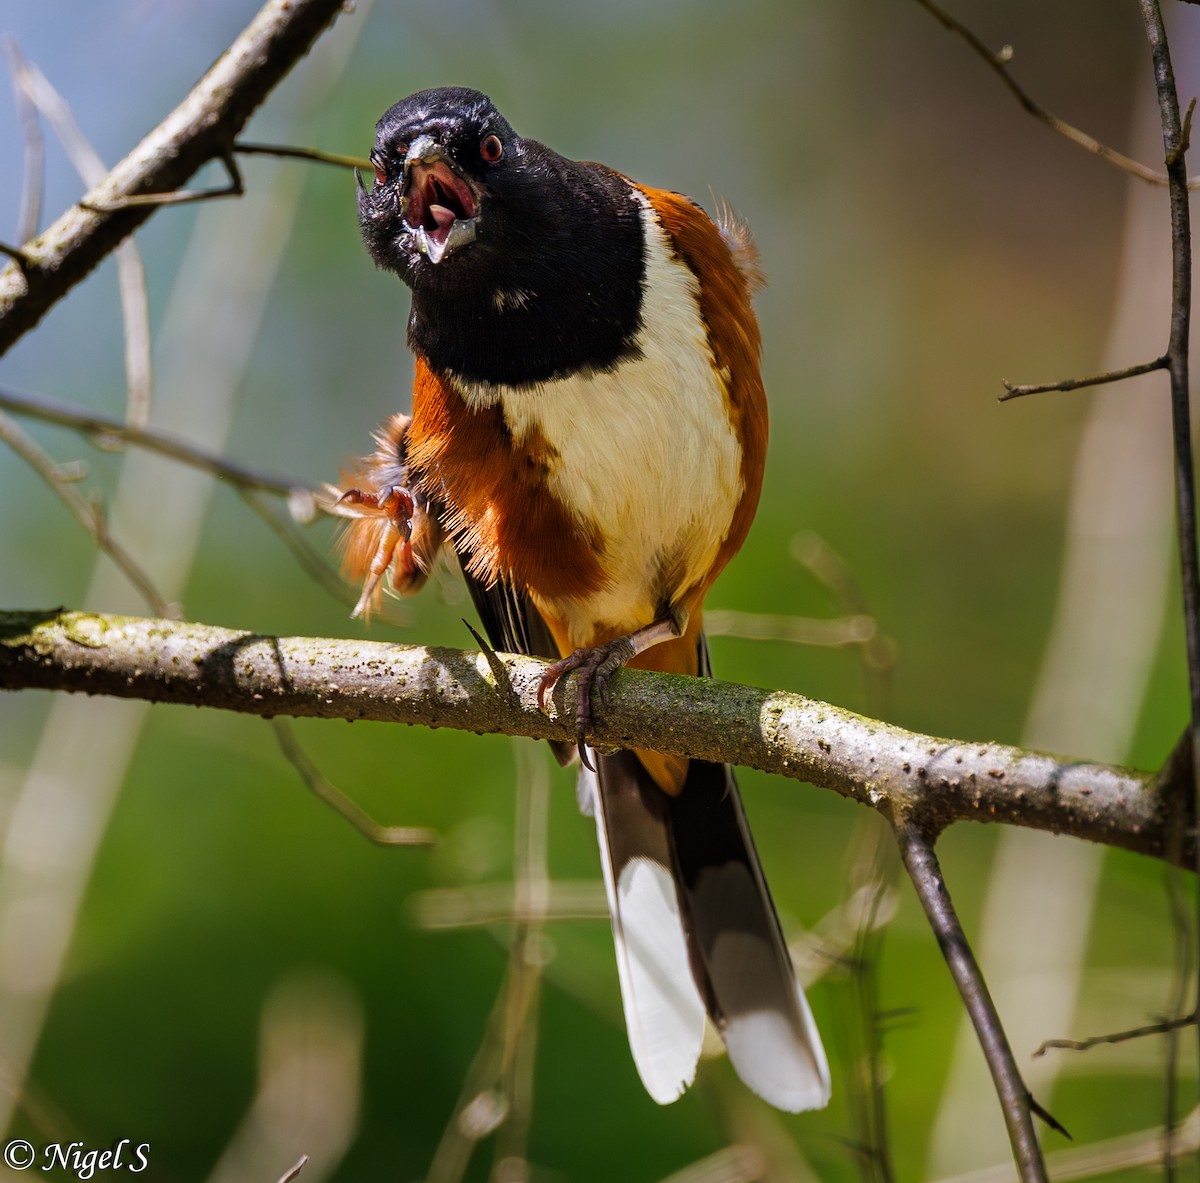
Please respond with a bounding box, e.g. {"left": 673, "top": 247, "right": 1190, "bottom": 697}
{"left": 0, "top": 0, "right": 350, "bottom": 354}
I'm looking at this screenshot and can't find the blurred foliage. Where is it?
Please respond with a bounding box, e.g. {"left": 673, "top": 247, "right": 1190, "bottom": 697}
{"left": 0, "top": 1, "right": 1197, "bottom": 1180}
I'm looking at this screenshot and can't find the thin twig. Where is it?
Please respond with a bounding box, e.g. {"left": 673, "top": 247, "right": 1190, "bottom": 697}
{"left": 894, "top": 821, "right": 1049, "bottom": 1182}
{"left": 270, "top": 718, "right": 436, "bottom": 846}
{"left": 236, "top": 488, "right": 404, "bottom": 619}
{"left": 0, "top": 387, "right": 381, "bottom": 617}
{"left": 92, "top": 139, "right": 376, "bottom": 213}
{"left": 274, "top": 1155, "right": 309, "bottom": 1183}
{"left": 1034, "top": 1011, "right": 1198, "bottom": 1058}
{"left": 423, "top": 1000, "right": 509, "bottom": 1183}
{"left": 81, "top": 151, "right": 245, "bottom": 211}
{"left": 0, "top": 385, "right": 317, "bottom": 497}
{"left": 795, "top": 532, "right": 897, "bottom": 1180}
{"left": 491, "top": 741, "right": 550, "bottom": 1181}
{"left": 16, "top": 56, "right": 155, "bottom": 427}
{"left": 422, "top": 747, "right": 551, "bottom": 1183}
{"left": 1167, "top": 98, "right": 1197, "bottom": 169}
{"left": 913, "top": 0, "right": 1200, "bottom": 189}
{"left": 1138, "top": 0, "right": 1200, "bottom": 1123}
{"left": 704, "top": 608, "right": 875, "bottom": 648}
{"left": 1162, "top": 727, "right": 1197, "bottom": 1181}
{"left": 2, "top": 39, "right": 44, "bottom": 244}
{"left": 791, "top": 530, "right": 896, "bottom": 721}
{"left": 0, "top": 415, "right": 172, "bottom": 617}
{"left": 1164, "top": 861, "right": 1195, "bottom": 1179}
{"left": 933, "top": 1107, "right": 1200, "bottom": 1183}
{"left": 835, "top": 821, "right": 900, "bottom": 1183}
{"left": 409, "top": 881, "right": 606, "bottom": 929}
{"left": 234, "top": 141, "right": 369, "bottom": 171}
{"left": 652, "top": 1145, "right": 766, "bottom": 1183}
{"left": 999, "top": 356, "right": 1168, "bottom": 401}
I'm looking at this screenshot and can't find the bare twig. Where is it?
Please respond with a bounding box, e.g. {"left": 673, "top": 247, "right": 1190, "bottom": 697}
{"left": 2, "top": 39, "right": 44, "bottom": 243}
{"left": 653, "top": 1145, "right": 767, "bottom": 1183}
{"left": 0, "top": 609, "right": 1189, "bottom": 869}
{"left": 0, "top": 385, "right": 317, "bottom": 498}
{"left": 792, "top": 529, "right": 895, "bottom": 720}
{"left": 1164, "top": 861, "right": 1196, "bottom": 1178}
{"left": 235, "top": 488, "right": 404, "bottom": 621}
{"left": 274, "top": 1156, "right": 309, "bottom": 1183}
{"left": 14, "top": 55, "right": 154, "bottom": 426}
{"left": 704, "top": 608, "right": 875, "bottom": 648}
{"left": 234, "top": 141, "right": 369, "bottom": 171}
{"left": 913, "top": 0, "right": 1200, "bottom": 189}
{"left": 0, "top": 418, "right": 172, "bottom": 617}
{"left": 1167, "top": 98, "right": 1196, "bottom": 169}
{"left": 835, "top": 822, "right": 900, "bottom": 1183}
{"left": 82, "top": 151, "right": 245, "bottom": 211}
{"left": 793, "top": 532, "right": 897, "bottom": 1179}
{"left": 894, "top": 821, "right": 1049, "bottom": 1182}
{"left": 422, "top": 746, "right": 551, "bottom": 1183}
{"left": 999, "top": 356, "right": 1168, "bottom": 401}
{"left": 0, "top": 0, "right": 350, "bottom": 354}
{"left": 0, "top": 380, "right": 390, "bottom": 641}
{"left": 491, "top": 741, "right": 550, "bottom": 1181}
{"left": 1139, "top": 0, "right": 1200, "bottom": 1120}
{"left": 409, "top": 881, "right": 606, "bottom": 929}
{"left": 933, "top": 1107, "right": 1200, "bottom": 1183}
{"left": 1034, "top": 1010, "right": 1198, "bottom": 1058}
{"left": 270, "top": 718, "right": 437, "bottom": 846}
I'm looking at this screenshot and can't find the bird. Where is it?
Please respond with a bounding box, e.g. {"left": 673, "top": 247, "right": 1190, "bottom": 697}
{"left": 338, "top": 86, "right": 830, "bottom": 1112}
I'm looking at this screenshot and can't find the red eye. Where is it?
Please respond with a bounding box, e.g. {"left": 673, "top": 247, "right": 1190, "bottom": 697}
{"left": 373, "top": 164, "right": 387, "bottom": 186}
{"left": 481, "top": 134, "right": 503, "bottom": 163}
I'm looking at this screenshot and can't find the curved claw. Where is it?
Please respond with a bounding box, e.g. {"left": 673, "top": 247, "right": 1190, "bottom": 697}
{"left": 537, "top": 637, "right": 638, "bottom": 763}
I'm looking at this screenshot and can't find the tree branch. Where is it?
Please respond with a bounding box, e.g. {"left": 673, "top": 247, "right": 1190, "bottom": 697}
{"left": 1138, "top": 0, "right": 1200, "bottom": 1110}
{"left": 0, "top": 609, "right": 1189, "bottom": 869}
{"left": 895, "top": 822, "right": 1050, "bottom": 1182}
{"left": 0, "top": 0, "right": 349, "bottom": 356}
{"left": 913, "top": 0, "right": 1200, "bottom": 189}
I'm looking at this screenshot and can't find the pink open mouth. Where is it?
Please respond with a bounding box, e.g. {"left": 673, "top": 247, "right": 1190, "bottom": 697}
{"left": 404, "top": 161, "right": 479, "bottom": 248}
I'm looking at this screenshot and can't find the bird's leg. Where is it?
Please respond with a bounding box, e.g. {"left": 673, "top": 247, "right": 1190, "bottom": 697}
{"left": 538, "top": 609, "right": 689, "bottom": 761}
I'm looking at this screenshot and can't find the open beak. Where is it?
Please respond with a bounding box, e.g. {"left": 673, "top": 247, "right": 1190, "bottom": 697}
{"left": 401, "top": 135, "right": 480, "bottom": 264}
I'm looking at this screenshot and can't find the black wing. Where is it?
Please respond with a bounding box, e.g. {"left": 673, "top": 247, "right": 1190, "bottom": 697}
{"left": 459, "top": 560, "right": 575, "bottom": 766}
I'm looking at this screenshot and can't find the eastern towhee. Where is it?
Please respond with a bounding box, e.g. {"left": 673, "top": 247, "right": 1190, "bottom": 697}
{"left": 339, "top": 87, "right": 830, "bottom": 1112}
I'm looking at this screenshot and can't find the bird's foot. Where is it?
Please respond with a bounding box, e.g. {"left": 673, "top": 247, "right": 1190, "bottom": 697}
{"left": 538, "top": 636, "right": 638, "bottom": 767}
{"left": 335, "top": 484, "right": 415, "bottom": 618}
{"left": 338, "top": 482, "right": 415, "bottom": 523}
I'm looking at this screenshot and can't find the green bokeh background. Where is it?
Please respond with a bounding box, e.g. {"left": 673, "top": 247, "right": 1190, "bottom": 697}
{"left": 0, "top": 1, "right": 1196, "bottom": 1180}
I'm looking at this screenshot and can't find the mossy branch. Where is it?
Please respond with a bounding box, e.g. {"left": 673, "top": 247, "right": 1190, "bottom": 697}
{"left": 0, "top": 608, "right": 1187, "bottom": 869}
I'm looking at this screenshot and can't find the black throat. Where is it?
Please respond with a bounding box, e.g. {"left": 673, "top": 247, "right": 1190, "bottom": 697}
{"left": 406, "top": 156, "right": 646, "bottom": 388}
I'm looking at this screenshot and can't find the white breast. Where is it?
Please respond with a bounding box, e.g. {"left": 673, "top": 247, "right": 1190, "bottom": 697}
{"left": 455, "top": 191, "right": 743, "bottom": 646}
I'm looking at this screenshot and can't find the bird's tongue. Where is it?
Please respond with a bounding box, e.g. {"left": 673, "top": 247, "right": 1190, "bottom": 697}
{"left": 429, "top": 204, "right": 457, "bottom": 240}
